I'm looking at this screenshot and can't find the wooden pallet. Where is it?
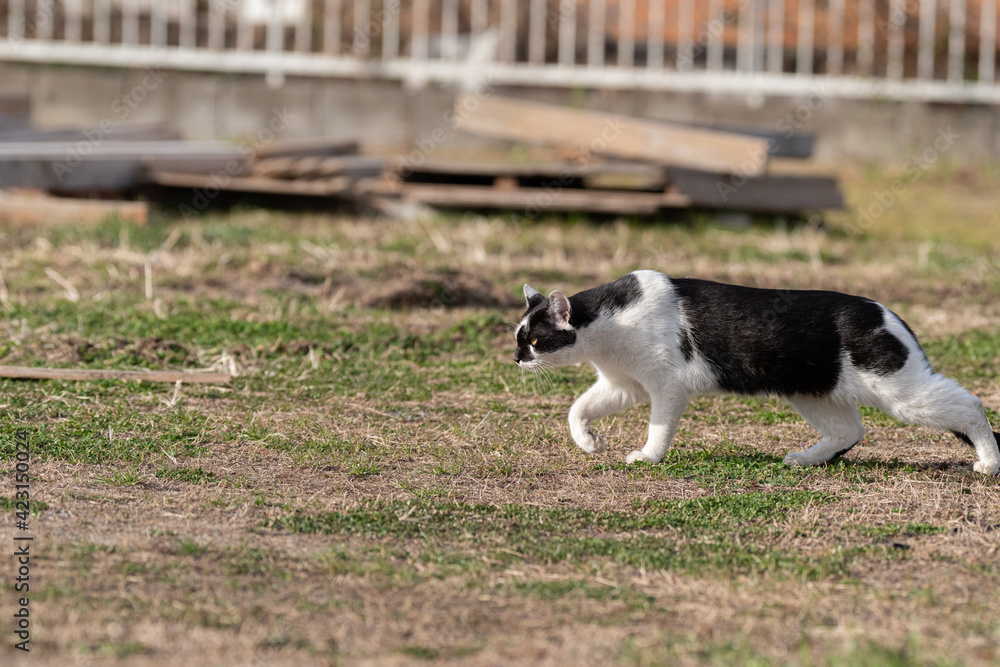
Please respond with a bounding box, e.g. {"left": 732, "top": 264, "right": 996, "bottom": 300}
{"left": 666, "top": 168, "right": 844, "bottom": 213}
{"left": 376, "top": 153, "right": 842, "bottom": 215}
{"left": 454, "top": 95, "right": 771, "bottom": 176}
{"left": 360, "top": 179, "right": 690, "bottom": 215}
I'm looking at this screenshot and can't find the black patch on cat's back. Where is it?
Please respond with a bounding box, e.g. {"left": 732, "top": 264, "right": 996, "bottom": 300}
{"left": 569, "top": 273, "right": 643, "bottom": 328}
{"left": 671, "top": 278, "right": 913, "bottom": 397}
{"left": 836, "top": 305, "right": 909, "bottom": 375}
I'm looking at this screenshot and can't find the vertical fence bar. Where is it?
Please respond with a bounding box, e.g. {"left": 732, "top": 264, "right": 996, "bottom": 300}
{"left": 754, "top": 0, "right": 767, "bottom": 72}
{"left": 618, "top": 0, "right": 635, "bottom": 67}
{"left": 827, "top": 0, "right": 844, "bottom": 74}
{"left": 948, "top": 0, "right": 966, "bottom": 81}
{"left": 180, "top": 0, "right": 196, "bottom": 48}
{"left": 499, "top": 0, "right": 516, "bottom": 61}
{"left": 887, "top": 0, "right": 905, "bottom": 79}
{"left": 588, "top": 0, "right": 605, "bottom": 66}
{"left": 529, "top": 0, "right": 546, "bottom": 63}
{"left": 67, "top": 0, "right": 83, "bottom": 42}
{"left": 442, "top": 0, "right": 460, "bottom": 59}
{"left": 36, "top": 0, "right": 54, "bottom": 40}
{"left": 267, "top": 0, "right": 284, "bottom": 52}
{"left": 383, "top": 0, "right": 400, "bottom": 59}
{"left": 94, "top": 0, "right": 110, "bottom": 44}
{"left": 123, "top": 0, "right": 139, "bottom": 45}
{"left": 706, "top": 0, "right": 723, "bottom": 71}
{"left": 295, "top": 0, "right": 312, "bottom": 52}
{"left": 237, "top": 0, "right": 252, "bottom": 50}
{"left": 558, "top": 0, "right": 577, "bottom": 66}
{"left": 7, "top": 0, "right": 23, "bottom": 40}
{"left": 471, "top": 0, "right": 487, "bottom": 35}
{"left": 767, "top": 0, "right": 785, "bottom": 73}
{"left": 676, "top": 0, "right": 692, "bottom": 71}
{"left": 353, "top": 0, "right": 371, "bottom": 57}
{"left": 647, "top": 0, "right": 664, "bottom": 70}
{"left": 208, "top": 0, "right": 224, "bottom": 49}
{"left": 737, "top": 0, "right": 755, "bottom": 72}
{"left": 858, "top": 0, "right": 874, "bottom": 74}
{"left": 796, "top": 0, "right": 814, "bottom": 74}
{"left": 918, "top": 0, "right": 937, "bottom": 79}
{"left": 980, "top": 0, "right": 996, "bottom": 82}
{"left": 325, "top": 0, "right": 342, "bottom": 54}
{"left": 151, "top": 0, "right": 168, "bottom": 46}
{"left": 413, "top": 0, "right": 430, "bottom": 59}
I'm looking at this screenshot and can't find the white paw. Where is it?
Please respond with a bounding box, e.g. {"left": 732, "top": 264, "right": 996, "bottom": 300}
{"left": 973, "top": 459, "right": 1000, "bottom": 476}
{"left": 575, "top": 431, "right": 607, "bottom": 454}
{"left": 626, "top": 450, "right": 650, "bottom": 464}
{"left": 783, "top": 452, "right": 810, "bottom": 467}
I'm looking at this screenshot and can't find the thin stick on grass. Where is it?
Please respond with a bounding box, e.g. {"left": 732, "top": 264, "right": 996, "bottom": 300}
{"left": 0, "top": 366, "right": 232, "bottom": 383}
{"left": 44, "top": 267, "right": 80, "bottom": 302}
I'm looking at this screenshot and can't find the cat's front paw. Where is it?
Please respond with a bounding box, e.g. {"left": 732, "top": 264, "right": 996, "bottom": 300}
{"left": 575, "top": 431, "right": 607, "bottom": 454}
{"left": 973, "top": 459, "right": 1000, "bottom": 476}
{"left": 626, "top": 450, "right": 651, "bottom": 464}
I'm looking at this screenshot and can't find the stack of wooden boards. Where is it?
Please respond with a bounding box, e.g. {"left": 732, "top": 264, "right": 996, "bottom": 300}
{"left": 0, "top": 94, "right": 843, "bottom": 221}
{"left": 373, "top": 95, "right": 842, "bottom": 216}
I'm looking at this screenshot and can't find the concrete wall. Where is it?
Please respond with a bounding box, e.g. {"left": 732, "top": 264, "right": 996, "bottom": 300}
{"left": 1, "top": 60, "right": 998, "bottom": 165}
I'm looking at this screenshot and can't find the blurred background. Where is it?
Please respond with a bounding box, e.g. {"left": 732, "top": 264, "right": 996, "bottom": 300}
{"left": 0, "top": 0, "right": 997, "bottom": 158}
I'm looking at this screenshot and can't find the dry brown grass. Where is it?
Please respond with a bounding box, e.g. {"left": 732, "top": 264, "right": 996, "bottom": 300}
{"left": 2, "top": 166, "right": 1000, "bottom": 665}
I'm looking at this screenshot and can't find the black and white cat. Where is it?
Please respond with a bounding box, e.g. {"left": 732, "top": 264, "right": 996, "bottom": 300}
{"left": 513, "top": 270, "right": 1000, "bottom": 476}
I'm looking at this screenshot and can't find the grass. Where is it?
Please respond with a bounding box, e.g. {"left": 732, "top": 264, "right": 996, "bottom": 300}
{"left": 264, "top": 492, "right": 924, "bottom": 581}
{"left": 1, "top": 165, "right": 999, "bottom": 665}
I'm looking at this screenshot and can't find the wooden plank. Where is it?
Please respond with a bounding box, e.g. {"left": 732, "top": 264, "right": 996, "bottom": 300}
{"left": 0, "top": 366, "right": 231, "bottom": 383}
{"left": 0, "top": 124, "right": 181, "bottom": 143}
{"left": 150, "top": 171, "right": 353, "bottom": 196}
{"left": 255, "top": 155, "right": 384, "bottom": 179}
{"left": 687, "top": 125, "right": 815, "bottom": 159}
{"left": 454, "top": 96, "right": 770, "bottom": 175}
{"left": 0, "top": 141, "right": 246, "bottom": 160}
{"left": 389, "top": 158, "right": 665, "bottom": 181}
{"left": 0, "top": 190, "right": 148, "bottom": 226}
{"left": 255, "top": 139, "right": 360, "bottom": 160}
{"left": 666, "top": 169, "right": 844, "bottom": 213}
{"left": 363, "top": 181, "right": 691, "bottom": 214}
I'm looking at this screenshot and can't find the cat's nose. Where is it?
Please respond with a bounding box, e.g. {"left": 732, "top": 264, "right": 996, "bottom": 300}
{"left": 513, "top": 348, "right": 525, "bottom": 363}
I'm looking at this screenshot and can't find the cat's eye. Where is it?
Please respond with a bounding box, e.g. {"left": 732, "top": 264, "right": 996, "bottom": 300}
{"left": 531, "top": 338, "right": 538, "bottom": 346}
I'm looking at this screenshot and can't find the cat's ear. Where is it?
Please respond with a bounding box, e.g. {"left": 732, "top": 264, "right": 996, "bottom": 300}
{"left": 523, "top": 284, "right": 545, "bottom": 310}
{"left": 547, "top": 291, "right": 572, "bottom": 330}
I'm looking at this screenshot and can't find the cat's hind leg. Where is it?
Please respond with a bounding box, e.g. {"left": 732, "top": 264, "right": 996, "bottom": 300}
{"left": 569, "top": 374, "right": 646, "bottom": 455}
{"left": 783, "top": 396, "right": 866, "bottom": 467}
{"left": 868, "top": 372, "right": 1000, "bottom": 476}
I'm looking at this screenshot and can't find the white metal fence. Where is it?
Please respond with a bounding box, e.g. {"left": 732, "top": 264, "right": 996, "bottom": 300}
{"left": 0, "top": 0, "right": 998, "bottom": 102}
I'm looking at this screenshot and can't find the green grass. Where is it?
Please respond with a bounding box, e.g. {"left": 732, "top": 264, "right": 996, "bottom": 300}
{"left": 260, "top": 492, "right": 922, "bottom": 581}
{"left": 2, "top": 189, "right": 1000, "bottom": 665}
{"left": 0, "top": 496, "right": 49, "bottom": 514}
{"left": 154, "top": 467, "right": 218, "bottom": 484}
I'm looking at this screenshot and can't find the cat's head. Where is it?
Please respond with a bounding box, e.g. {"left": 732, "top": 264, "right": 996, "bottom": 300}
{"left": 513, "top": 285, "right": 579, "bottom": 368}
